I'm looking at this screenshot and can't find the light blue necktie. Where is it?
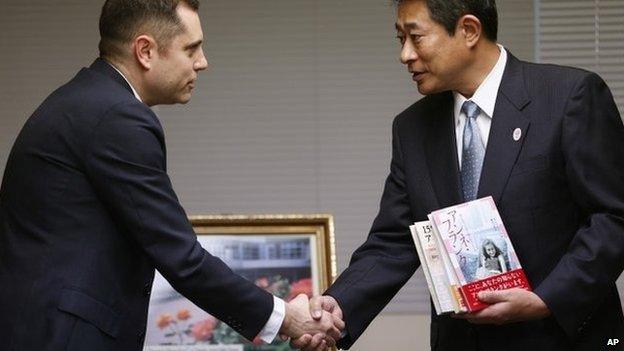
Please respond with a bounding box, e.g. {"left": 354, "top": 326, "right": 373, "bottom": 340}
{"left": 460, "top": 100, "right": 485, "bottom": 201}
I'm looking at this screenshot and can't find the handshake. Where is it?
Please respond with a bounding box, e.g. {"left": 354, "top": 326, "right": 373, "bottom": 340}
{"left": 278, "top": 294, "right": 344, "bottom": 351}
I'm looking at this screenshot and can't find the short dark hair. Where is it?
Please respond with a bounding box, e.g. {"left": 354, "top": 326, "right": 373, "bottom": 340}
{"left": 394, "top": 0, "right": 498, "bottom": 41}
{"left": 98, "top": 0, "right": 200, "bottom": 59}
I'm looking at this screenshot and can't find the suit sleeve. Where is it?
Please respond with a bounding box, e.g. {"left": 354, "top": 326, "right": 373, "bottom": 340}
{"left": 83, "top": 101, "right": 273, "bottom": 341}
{"left": 533, "top": 72, "right": 624, "bottom": 339}
{"left": 325, "top": 116, "right": 420, "bottom": 349}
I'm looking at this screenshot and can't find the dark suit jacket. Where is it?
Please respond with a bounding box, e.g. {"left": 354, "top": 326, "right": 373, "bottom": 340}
{"left": 326, "top": 53, "right": 624, "bottom": 350}
{"left": 0, "top": 58, "right": 274, "bottom": 351}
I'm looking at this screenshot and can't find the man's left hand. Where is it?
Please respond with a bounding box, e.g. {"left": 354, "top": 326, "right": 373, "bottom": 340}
{"left": 454, "top": 288, "right": 550, "bottom": 325}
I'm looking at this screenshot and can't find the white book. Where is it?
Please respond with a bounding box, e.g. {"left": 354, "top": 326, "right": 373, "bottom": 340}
{"left": 428, "top": 197, "right": 530, "bottom": 312}
{"left": 409, "top": 222, "right": 441, "bottom": 314}
{"left": 410, "top": 197, "right": 530, "bottom": 314}
{"left": 410, "top": 221, "right": 456, "bottom": 314}
{"left": 427, "top": 215, "right": 466, "bottom": 313}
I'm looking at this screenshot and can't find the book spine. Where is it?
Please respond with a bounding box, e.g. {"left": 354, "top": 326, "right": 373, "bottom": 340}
{"left": 450, "top": 285, "right": 468, "bottom": 313}
{"left": 459, "top": 268, "right": 532, "bottom": 312}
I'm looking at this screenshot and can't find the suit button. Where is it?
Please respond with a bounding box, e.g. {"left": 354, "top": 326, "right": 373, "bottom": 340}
{"left": 144, "top": 284, "right": 151, "bottom": 296}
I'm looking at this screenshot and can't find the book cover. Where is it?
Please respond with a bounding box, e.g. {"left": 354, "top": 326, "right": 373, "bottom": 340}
{"left": 410, "top": 221, "right": 456, "bottom": 314}
{"left": 429, "top": 196, "right": 531, "bottom": 312}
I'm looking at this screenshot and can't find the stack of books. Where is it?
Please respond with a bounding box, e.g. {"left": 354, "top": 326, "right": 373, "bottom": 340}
{"left": 410, "top": 196, "right": 531, "bottom": 315}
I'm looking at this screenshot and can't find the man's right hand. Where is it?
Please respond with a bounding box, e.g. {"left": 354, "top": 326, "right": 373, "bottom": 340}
{"left": 290, "top": 295, "right": 344, "bottom": 351}
{"left": 279, "top": 294, "right": 344, "bottom": 350}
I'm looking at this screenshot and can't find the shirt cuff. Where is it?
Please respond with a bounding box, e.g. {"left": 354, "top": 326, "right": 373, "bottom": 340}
{"left": 257, "top": 296, "right": 286, "bottom": 343}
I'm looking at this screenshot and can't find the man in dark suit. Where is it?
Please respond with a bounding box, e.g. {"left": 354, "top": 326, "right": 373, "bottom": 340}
{"left": 0, "top": 1, "right": 342, "bottom": 350}
{"left": 293, "top": 0, "right": 624, "bottom": 350}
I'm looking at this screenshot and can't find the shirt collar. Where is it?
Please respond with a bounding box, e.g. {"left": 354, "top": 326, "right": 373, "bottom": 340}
{"left": 453, "top": 44, "right": 508, "bottom": 124}
{"left": 105, "top": 60, "right": 143, "bottom": 102}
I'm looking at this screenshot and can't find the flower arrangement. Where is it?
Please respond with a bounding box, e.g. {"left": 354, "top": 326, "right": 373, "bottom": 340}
{"left": 153, "top": 275, "right": 313, "bottom": 349}
{"left": 156, "top": 309, "right": 218, "bottom": 345}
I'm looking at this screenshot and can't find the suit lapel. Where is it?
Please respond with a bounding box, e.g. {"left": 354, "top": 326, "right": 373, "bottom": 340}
{"left": 477, "top": 54, "right": 531, "bottom": 203}
{"left": 425, "top": 92, "right": 463, "bottom": 209}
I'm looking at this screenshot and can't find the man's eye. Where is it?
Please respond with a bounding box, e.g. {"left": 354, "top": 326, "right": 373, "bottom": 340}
{"left": 187, "top": 46, "right": 200, "bottom": 57}
{"left": 396, "top": 36, "right": 406, "bottom": 45}
{"left": 411, "top": 34, "right": 422, "bottom": 42}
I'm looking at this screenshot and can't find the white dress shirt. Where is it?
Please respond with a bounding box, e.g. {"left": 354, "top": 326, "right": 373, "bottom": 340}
{"left": 105, "top": 60, "right": 286, "bottom": 343}
{"left": 454, "top": 45, "right": 508, "bottom": 169}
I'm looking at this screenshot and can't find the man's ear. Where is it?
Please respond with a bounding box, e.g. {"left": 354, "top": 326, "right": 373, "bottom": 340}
{"left": 456, "top": 14, "right": 482, "bottom": 48}
{"left": 134, "top": 35, "right": 158, "bottom": 70}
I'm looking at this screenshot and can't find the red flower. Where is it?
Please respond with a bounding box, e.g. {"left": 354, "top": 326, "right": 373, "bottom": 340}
{"left": 191, "top": 317, "right": 217, "bottom": 341}
{"left": 157, "top": 314, "right": 174, "bottom": 329}
{"left": 177, "top": 309, "right": 191, "bottom": 321}
{"left": 255, "top": 277, "right": 270, "bottom": 289}
{"left": 288, "top": 278, "right": 313, "bottom": 301}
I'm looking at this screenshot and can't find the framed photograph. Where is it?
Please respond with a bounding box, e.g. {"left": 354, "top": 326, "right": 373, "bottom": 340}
{"left": 143, "top": 214, "right": 337, "bottom": 351}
